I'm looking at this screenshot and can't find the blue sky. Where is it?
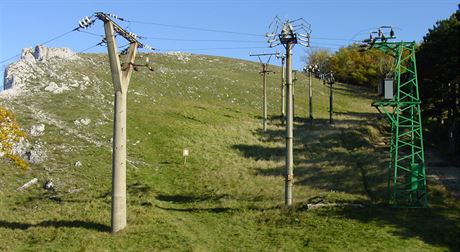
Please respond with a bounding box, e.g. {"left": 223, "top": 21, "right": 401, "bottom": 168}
{"left": 0, "top": 0, "right": 458, "bottom": 89}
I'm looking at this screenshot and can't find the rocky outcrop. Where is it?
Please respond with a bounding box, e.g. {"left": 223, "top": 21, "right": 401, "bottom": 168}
{"left": 21, "top": 45, "right": 78, "bottom": 64}
{"left": 2, "top": 45, "right": 79, "bottom": 94}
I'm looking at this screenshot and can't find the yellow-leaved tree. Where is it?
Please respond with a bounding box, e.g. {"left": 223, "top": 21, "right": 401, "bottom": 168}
{"left": 0, "top": 106, "right": 29, "bottom": 169}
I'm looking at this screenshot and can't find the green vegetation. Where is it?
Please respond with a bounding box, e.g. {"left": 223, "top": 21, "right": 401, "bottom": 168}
{"left": 417, "top": 9, "right": 459, "bottom": 163}
{"left": 0, "top": 52, "right": 458, "bottom": 251}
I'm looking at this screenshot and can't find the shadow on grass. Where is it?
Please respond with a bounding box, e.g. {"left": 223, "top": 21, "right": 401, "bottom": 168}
{"left": 334, "top": 111, "right": 381, "bottom": 119}
{"left": 156, "top": 205, "right": 234, "bottom": 213}
{"left": 0, "top": 220, "right": 110, "bottom": 232}
{"left": 322, "top": 206, "right": 460, "bottom": 251}
{"left": 234, "top": 115, "right": 460, "bottom": 250}
{"left": 156, "top": 194, "right": 227, "bottom": 203}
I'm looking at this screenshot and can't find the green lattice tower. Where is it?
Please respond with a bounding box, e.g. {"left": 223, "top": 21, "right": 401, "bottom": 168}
{"left": 371, "top": 41, "right": 428, "bottom": 208}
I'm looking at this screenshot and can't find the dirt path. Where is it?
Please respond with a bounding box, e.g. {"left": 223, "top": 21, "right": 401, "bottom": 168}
{"left": 425, "top": 147, "right": 460, "bottom": 199}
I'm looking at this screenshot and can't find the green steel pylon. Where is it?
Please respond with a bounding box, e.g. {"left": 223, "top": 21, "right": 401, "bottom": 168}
{"left": 364, "top": 28, "right": 427, "bottom": 208}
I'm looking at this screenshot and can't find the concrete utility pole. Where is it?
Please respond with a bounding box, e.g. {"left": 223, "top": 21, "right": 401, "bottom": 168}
{"left": 285, "top": 43, "right": 294, "bottom": 206}
{"left": 93, "top": 12, "right": 154, "bottom": 233}
{"left": 105, "top": 22, "right": 137, "bottom": 233}
{"left": 309, "top": 69, "right": 313, "bottom": 119}
{"left": 304, "top": 64, "right": 318, "bottom": 121}
{"left": 325, "top": 72, "right": 335, "bottom": 124}
{"left": 277, "top": 54, "right": 286, "bottom": 125}
{"left": 250, "top": 53, "right": 276, "bottom": 132}
{"left": 267, "top": 18, "right": 311, "bottom": 207}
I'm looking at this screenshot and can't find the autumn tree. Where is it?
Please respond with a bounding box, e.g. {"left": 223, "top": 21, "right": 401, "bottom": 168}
{"left": 0, "top": 107, "right": 29, "bottom": 169}
{"left": 329, "top": 45, "right": 392, "bottom": 87}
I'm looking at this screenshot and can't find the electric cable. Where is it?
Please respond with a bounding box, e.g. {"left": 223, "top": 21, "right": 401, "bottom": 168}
{"left": 77, "top": 42, "right": 105, "bottom": 54}
{"left": 0, "top": 28, "right": 79, "bottom": 64}
{"left": 0, "top": 54, "right": 21, "bottom": 65}
{"left": 77, "top": 30, "right": 105, "bottom": 38}
{"left": 162, "top": 46, "right": 269, "bottom": 51}
{"left": 126, "top": 19, "right": 265, "bottom": 37}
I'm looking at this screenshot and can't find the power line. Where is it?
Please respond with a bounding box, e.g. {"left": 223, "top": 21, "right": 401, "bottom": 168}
{"left": 77, "top": 42, "right": 105, "bottom": 53}
{"left": 140, "top": 36, "right": 266, "bottom": 43}
{"left": 0, "top": 28, "right": 79, "bottom": 65}
{"left": 313, "top": 36, "right": 360, "bottom": 42}
{"left": 39, "top": 29, "right": 80, "bottom": 46}
{"left": 0, "top": 54, "right": 21, "bottom": 65}
{"left": 126, "top": 19, "right": 265, "bottom": 37}
{"left": 78, "top": 30, "right": 104, "bottom": 38}
{"left": 162, "top": 46, "right": 269, "bottom": 51}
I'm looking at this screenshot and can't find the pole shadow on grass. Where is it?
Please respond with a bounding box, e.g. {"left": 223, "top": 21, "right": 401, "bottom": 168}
{"left": 0, "top": 220, "right": 110, "bottom": 232}
{"left": 233, "top": 116, "right": 460, "bottom": 250}
{"left": 156, "top": 193, "right": 281, "bottom": 213}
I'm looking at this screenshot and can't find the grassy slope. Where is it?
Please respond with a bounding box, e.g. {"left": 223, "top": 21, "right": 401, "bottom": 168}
{"left": 0, "top": 53, "right": 459, "bottom": 251}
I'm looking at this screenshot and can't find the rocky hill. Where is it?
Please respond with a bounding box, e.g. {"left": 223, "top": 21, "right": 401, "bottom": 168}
{"left": 1, "top": 46, "right": 458, "bottom": 251}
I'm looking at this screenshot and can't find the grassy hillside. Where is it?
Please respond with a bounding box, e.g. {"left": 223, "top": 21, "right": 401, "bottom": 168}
{"left": 0, "top": 52, "right": 459, "bottom": 251}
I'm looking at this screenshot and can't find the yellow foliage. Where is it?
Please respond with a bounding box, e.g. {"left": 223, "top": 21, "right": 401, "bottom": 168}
{"left": 0, "top": 106, "right": 29, "bottom": 170}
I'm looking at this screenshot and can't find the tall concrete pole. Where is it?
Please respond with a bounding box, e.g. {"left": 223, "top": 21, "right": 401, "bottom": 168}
{"left": 104, "top": 20, "right": 137, "bottom": 233}
{"left": 262, "top": 64, "right": 267, "bottom": 132}
{"left": 309, "top": 70, "right": 313, "bottom": 120}
{"left": 285, "top": 43, "right": 294, "bottom": 207}
{"left": 281, "top": 57, "right": 286, "bottom": 125}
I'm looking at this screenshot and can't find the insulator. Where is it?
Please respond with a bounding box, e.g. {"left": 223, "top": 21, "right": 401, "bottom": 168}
{"left": 128, "top": 32, "right": 137, "bottom": 39}
{"left": 145, "top": 57, "right": 149, "bottom": 63}
{"left": 390, "top": 29, "right": 395, "bottom": 37}
{"left": 79, "top": 20, "right": 85, "bottom": 29}
{"left": 78, "top": 16, "right": 94, "bottom": 29}
{"left": 378, "top": 29, "right": 382, "bottom": 37}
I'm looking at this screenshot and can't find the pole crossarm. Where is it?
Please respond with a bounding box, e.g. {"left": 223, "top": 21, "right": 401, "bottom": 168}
{"left": 363, "top": 27, "right": 427, "bottom": 208}
{"left": 96, "top": 13, "right": 142, "bottom": 46}
{"left": 94, "top": 12, "right": 156, "bottom": 51}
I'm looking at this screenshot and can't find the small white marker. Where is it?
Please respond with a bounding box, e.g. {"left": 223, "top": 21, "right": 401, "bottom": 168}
{"left": 183, "top": 148, "right": 189, "bottom": 165}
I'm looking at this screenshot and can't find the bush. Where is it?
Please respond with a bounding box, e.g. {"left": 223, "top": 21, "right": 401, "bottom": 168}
{"left": 0, "top": 107, "right": 29, "bottom": 170}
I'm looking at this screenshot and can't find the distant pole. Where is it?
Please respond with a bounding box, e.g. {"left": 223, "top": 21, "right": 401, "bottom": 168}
{"left": 250, "top": 53, "right": 276, "bottom": 132}
{"left": 328, "top": 73, "right": 334, "bottom": 124}
{"left": 262, "top": 63, "right": 268, "bottom": 131}
{"left": 285, "top": 43, "right": 294, "bottom": 207}
{"left": 308, "top": 69, "right": 313, "bottom": 120}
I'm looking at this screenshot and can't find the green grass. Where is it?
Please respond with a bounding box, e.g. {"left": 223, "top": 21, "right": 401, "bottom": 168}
{"left": 0, "top": 52, "right": 459, "bottom": 251}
